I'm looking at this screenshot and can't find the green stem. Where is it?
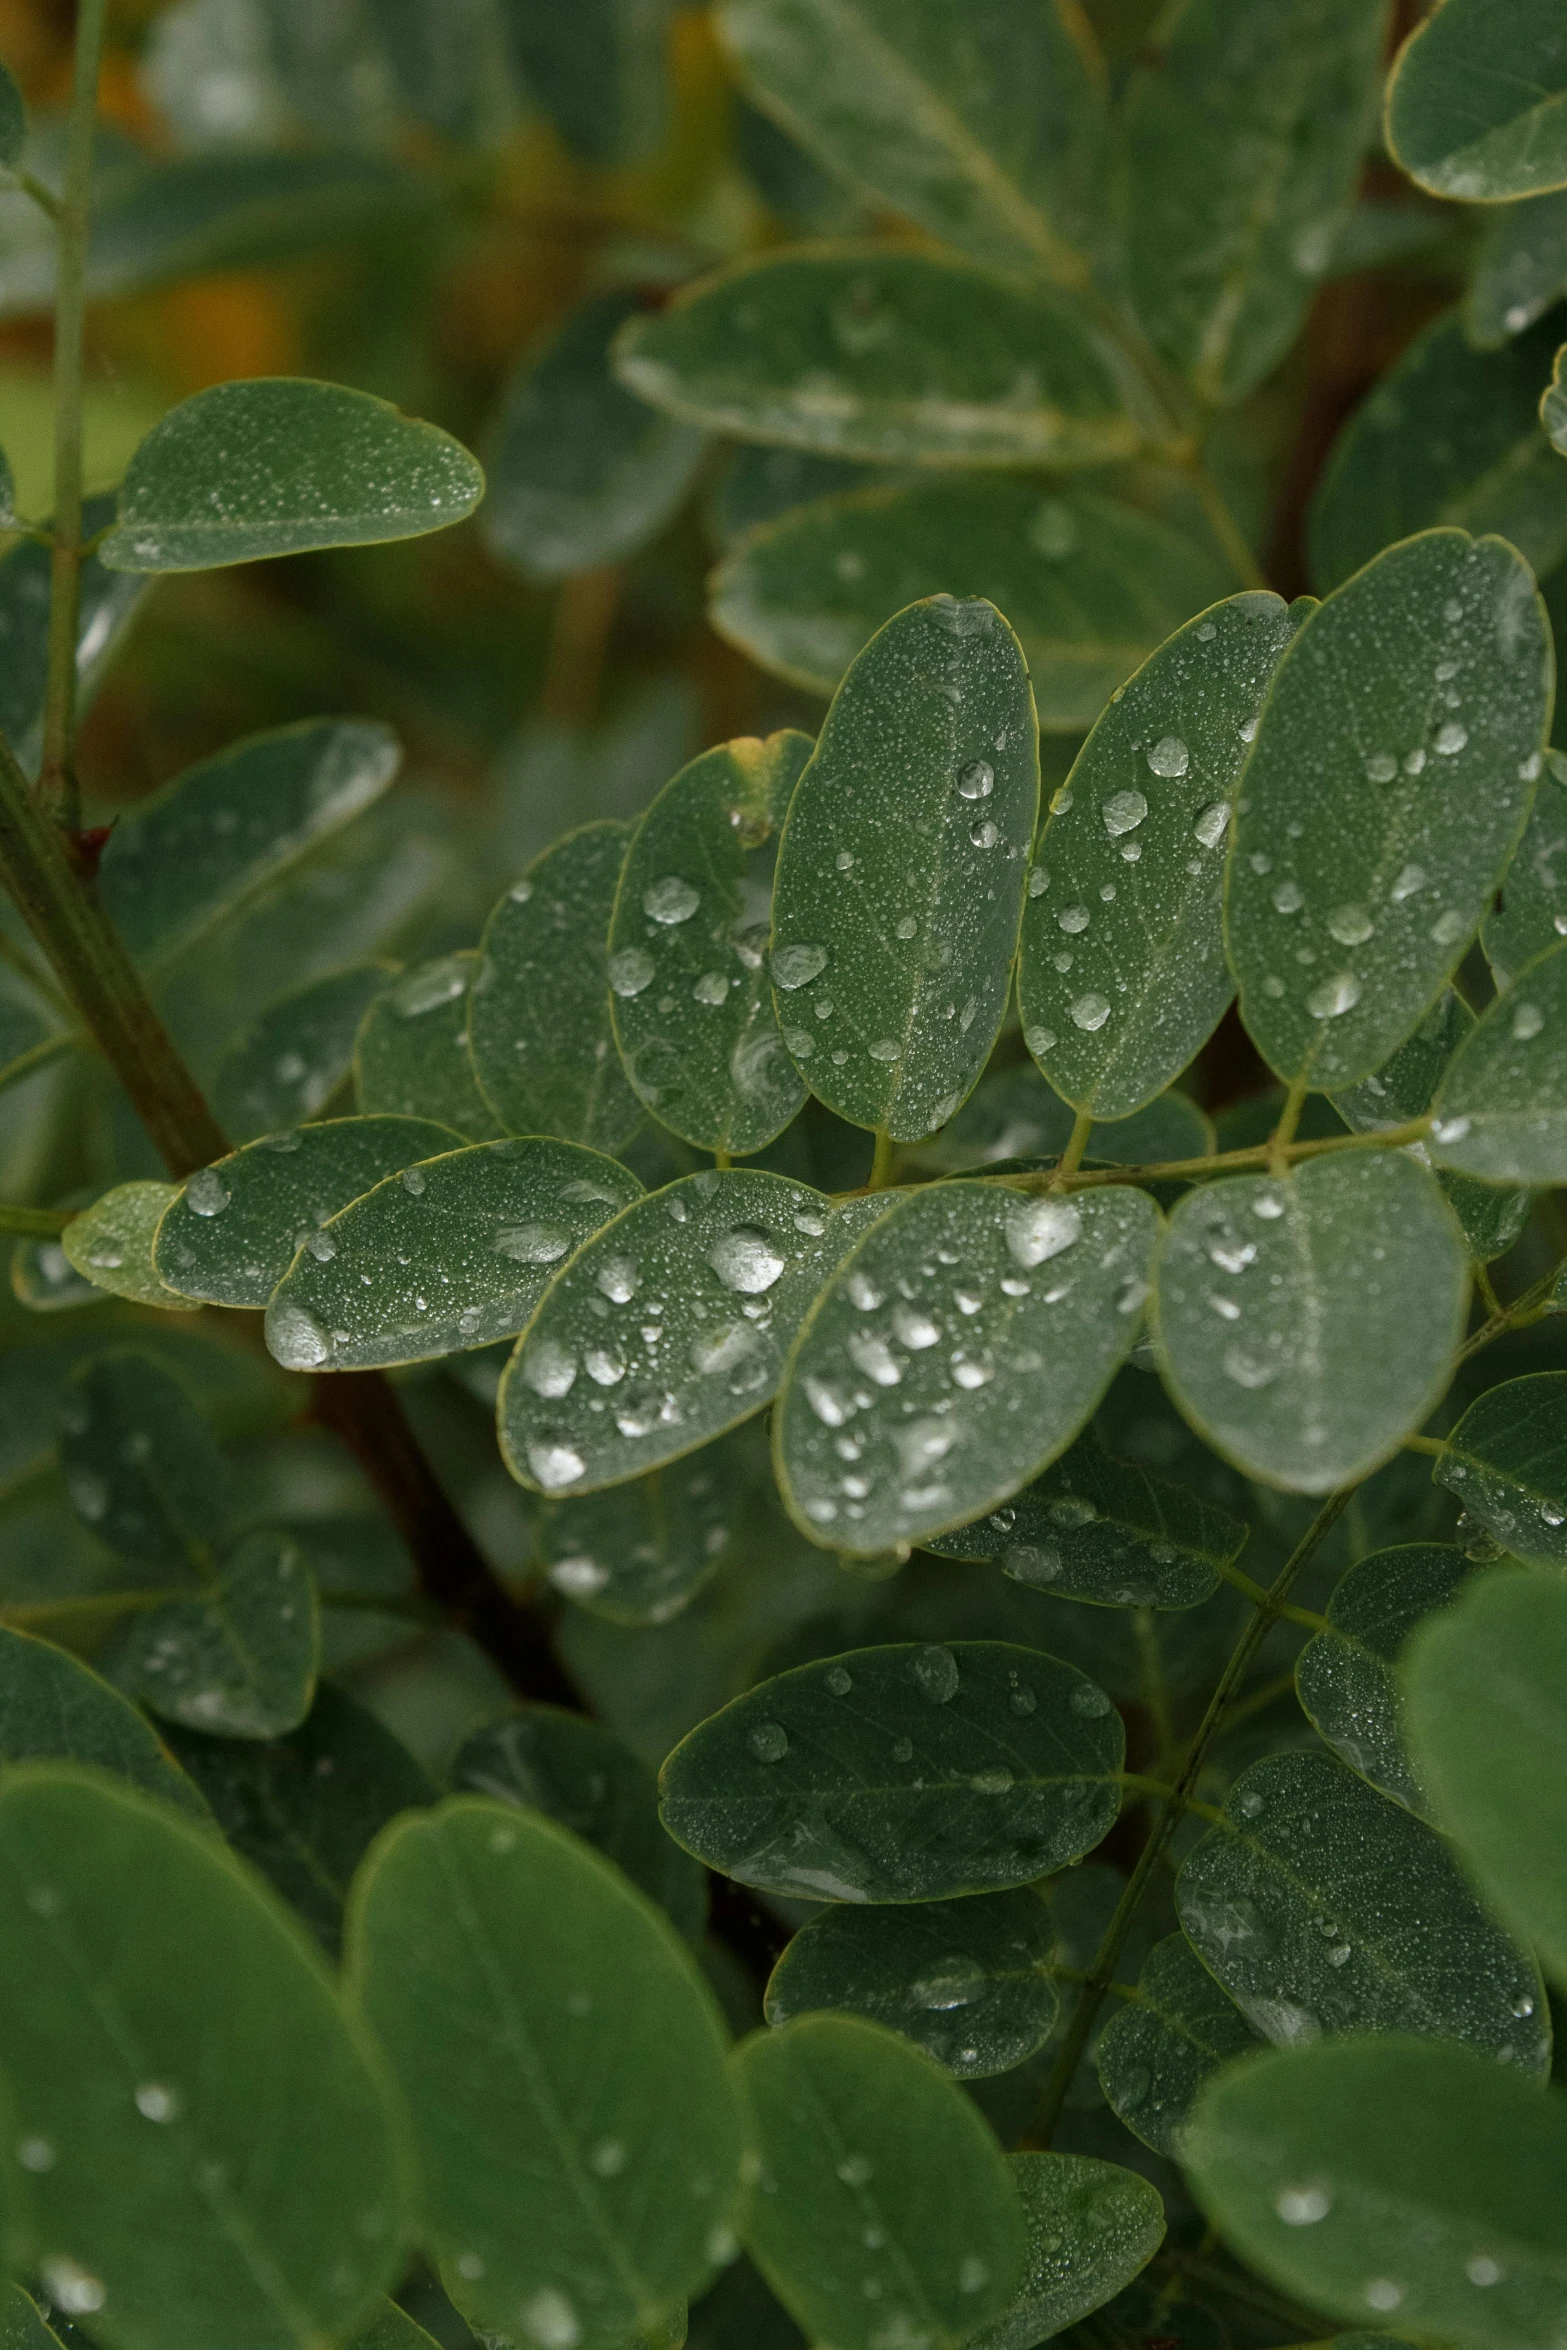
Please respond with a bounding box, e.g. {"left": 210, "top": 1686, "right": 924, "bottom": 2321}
{"left": 0, "top": 1586, "right": 183, "bottom": 1629}
{"left": 868, "top": 1129, "right": 896, "bottom": 1191}
{"left": 1052, "top": 1107, "right": 1094, "bottom": 1187}
{"left": 0, "top": 1200, "right": 73, "bottom": 1237}
{"left": 1120, "top": 1771, "right": 1226, "bottom": 1824}
{"left": 1269, "top": 1074, "right": 1308, "bottom": 1176}
{"left": 38, "top": 0, "right": 110, "bottom": 829}
{"left": 1187, "top": 457, "right": 1270, "bottom": 593}
{"left": 8, "top": 167, "right": 62, "bottom": 222}
{"left": 0, "top": 1026, "right": 82, "bottom": 1097}
{"left": 1403, "top": 1432, "right": 1448, "bottom": 1458}
{"left": 1219, "top": 1558, "right": 1329, "bottom": 1632}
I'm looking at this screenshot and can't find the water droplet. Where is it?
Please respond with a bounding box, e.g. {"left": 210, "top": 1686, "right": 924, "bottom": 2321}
{"left": 135, "top": 2081, "right": 180, "bottom": 2122}
{"left": 895, "top": 914, "right": 919, "bottom": 941}
{"left": 495, "top": 1221, "right": 571, "bottom": 1264}
{"left": 748, "top": 1720, "right": 789, "bottom": 1764}
{"left": 1467, "top": 2255, "right": 1504, "bottom": 2288}
{"left": 1057, "top": 904, "right": 1090, "bottom": 934}
{"left": 1364, "top": 2280, "right": 1404, "bottom": 2313}
{"left": 1512, "top": 1000, "right": 1545, "bottom": 1041}
{"left": 1071, "top": 1683, "right": 1112, "bottom": 1718}
{"left": 608, "top": 948, "right": 655, "bottom": 997}
{"left": 1326, "top": 1942, "right": 1352, "bottom": 1968}
{"left": 848, "top": 1331, "right": 904, "bottom": 1387}
{"left": 969, "top": 818, "right": 1000, "bottom": 849}
{"left": 1307, "top": 972, "right": 1362, "bottom": 1020}
{"left": 186, "top": 1168, "right": 230, "bottom": 1217}
{"left": 774, "top": 943, "right": 827, "bottom": 989}
{"left": 1431, "top": 909, "right": 1469, "bottom": 946}
{"left": 40, "top": 2260, "right": 105, "bottom": 2317}
{"left": 1024, "top": 1024, "right": 1056, "bottom": 1057}
{"left": 521, "top": 2288, "right": 582, "bottom": 2348}
{"left": 1271, "top": 880, "right": 1303, "bottom": 914}
{"left": 1328, "top": 904, "right": 1374, "bottom": 946}
{"left": 912, "top": 1955, "right": 986, "bottom": 2010}
{"left": 1276, "top": 2182, "right": 1332, "bottom": 2226}
{"left": 693, "top": 971, "right": 729, "bottom": 1006}
{"left": 596, "top": 1256, "right": 638, "bottom": 1304}
{"left": 1145, "top": 737, "right": 1189, "bottom": 780}
{"left": 1104, "top": 787, "right": 1151, "bottom": 834}
{"left": 1004, "top": 1542, "right": 1063, "bottom": 1586}
{"left": 266, "top": 1302, "right": 332, "bottom": 1371}
{"left": 1404, "top": 747, "right": 1427, "bottom": 775}
{"left": 1391, "top": 862, "right": 1427, "bottom": 901}
{"left": 890, "top": 1303, "right": 940, "bottom": 1350}
{"left": 1027, "top": 869, "right": 1050, "bottom": 900}
{"left": 1194, "top": 801, "right": 1230, "bottom": 849}
{"left": 1434, "top": 721, "right": 1469, "bottom": 757}
{"left": 1224, "top": 1344, "right": 1278, "bottom": 1389}
{"left": 521, "top": 1339, "right": 576, "bottom": 1397}
{"left": 17, "top": 2136, "right": 55, "bottom": 2171}
{"left": 957, "top": 760, "right": 994, "bottom": 800}
{"left": 825, "top": 1664, "right": 853, "bottom": 1696}
{"left": 1070, "top": 992, "right": 1111, "bottom": 1033}
{"left": 709, "top": 1224, "right": 786, "bottom": 1293}
{"left": 1365, "top": 753, "right": 1398, "bottom": 783}
{"left": 836, "top": 2154, "right": 874, "bottom": 2186}
{"left": 911, "top": 1645, "right": 959, "bottom": 1703}
{"left": 644, "top": 876, "right": 700, "bottom": 924}
{"left": 805, "top": 1375, "right": 852, "bottom": 1426}
{"left": 1007, "top": 1198, "right": 1081, "bottom": 1267}
{"left": 528, "top": 1435, "right": 586, "bottom": 1489}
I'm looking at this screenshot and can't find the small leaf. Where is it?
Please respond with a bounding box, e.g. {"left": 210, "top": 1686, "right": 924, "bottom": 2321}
{"left": 110, "top": 1528, "right": 320, "bottom": 1741}
{"left": 0, "top": 61, "right": 26, "bottom": 169}
{"left": 1430, "top": 937, "right": 1567, "bottom": 1181}
{"left": 57, "top": 1349, "right": 228, "bottom": 1570}
{"left": 921, "top": 1064, "right": 1213, "bottom": 1175}
{"left": 1095, "top": 1932, "right": 1261, "bottom": 2157}
{"left": 499, "top": 1173, "right": 889, "bottom": 1495}
{"left": 967, "top": 2152, "right": 1165, "bottom": 2349}
{"left": 100, "top": 379, "right": 485, "bottom": 572}
{"left": 9, "top": 1233, "right": 97, "bottom": 1316}
{"left": 154, "top": 1115, "right": 460, "bottom": 1310}
{"left": 1184, "top": 2038, "right": 1567, "bottom": 2347}
{"left": 0, "top": 1766, "right": 408, "bottom": 2346}
{"left": 769, "top": 596, "right": 1038, "bottom": 1141}
{"left": 536, "top": 1436, "right": 742, "bottom": 1625}
{"left": 98, "top": 718, "right": 402, "bottom": 968}
{"left": 347, "top": 1797, "right": 744, "bottom": 2349}
{"left": 1154, "top": 1154, "right": 1469, "bottom": 1492}
{"left": 1470, "top": 190, "right": 1567, "bottom": 345}
{"left": 1432, "top": 1372, "right": 1567, "bottom": 1566}
{"left": 1485, "top": 749, "right": 1567, "bottom": 987}
{"left": 356, "top": 955, "right": 502, "bottom": 1139}
{"left": 1295, "top": 1544, "right": 1469, "bottom": 1819}
{"left": 483, "top": 292, "right": 707, "bottom": 582}
{"left": 0, "top": 491, "right": 146, "bottom": 777}
{"left": 731, "top": 2013, "right": 1024, "bottom": 2349}
{"left": 0, "top": 1627, "right": 207, "bottom": 1821}
{"left": 1229, "top": 531, "right": 1552, "bottom": 1092}
{"left": 608, "top": 733, "right": 812, "bottom": 1156}
{"left": 213, "top": 963, "right": 392, "bottom": 1139}
{"left": 265, "top": 1137, "right": 642, "bottom": 1372}
{"left": 60, "top": 1182, "right": 199, "bottom": 1312}
{"left": 498, "top": 0, "right": 671, "bottom": 164}
{"left": 776, "top": 1181, "right": 1158, "bottom": 1554}
{"left": 1386, "top": 0, "right": 1567, "bottom": 201}
{"left": 469, "top": 824, "right": 642, "bottom": 1151}
{"left": 165, "top": 1684, "right": 435, "bottom": 1955}
{"left": 615, "top": 249, "right": 1147, "bottom": 469}
{"left": 657, "top": 1640, "right": 1124, "bottom": 1903}
{"left": 453, "top": 1704, "right": 706, "bottom": 1941}
{"left": 763, "top": 1887, "right": 1059, "bottom": 2077}
{"left": 1123, "top": 0, "right": 1391, "bottom": 405}
{"left": 925, "top": 1433, "right": 1245, "bottom": 1611}
{"left": 1176, "top": 1748, "right": 1547, "bottom": 2067}
{"left": 1406, "top": 1570, "right": 1567, "bottom": 1993}
{"left": 1020, "top": 590, "right": 1301, "bottom": 1117}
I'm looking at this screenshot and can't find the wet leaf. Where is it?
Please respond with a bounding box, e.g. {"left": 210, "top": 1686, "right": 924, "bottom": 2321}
{"left": 1176, "top": 1748, "right": 1547, "bottom": 2067}
{"left": 1470, "top": 190, "right": 1567, "bottom": 345}
{"left": 710, "top": 477, "right": 1234, "bottom": 723}
{"left": 925, "top": 1433, "right": 1245, "bottom": 1610}
{"left": 154, "top": 1115, "right": 460, "bottom": 1310}
{"left": 615, "top": 249, "right": 1147, "bottom": 470}
{"left": 1020, "top": 589, "right": 1301, "bottom": 1117}
{"left": 775, "top": 1180, "right": 1158, "bottom": 1555}
{"left": 1429, "top": 937, "right": 1567, "bottom": 1181}
{"left": 1228, "top": 531, "right": 1552, "bottom": 1092}
{"left": 213, "top": 963, "right": 392, "bottom": 1139}
{"left": 0, "top": 1627, "right": 207, "bottom": 1821}
{"left": 921, "top": 1064, "right": 1212, "bottom": 1175}
{"left": 499, "top": 1172, "right": 889, "bottom": 1495}
{"left": 100, "top": 379, "right": 485, "bottom": 572}
{"left": 1154, "top": 1154, "right": 1469, "bottom": 1492}
{"left": 10, "top": 1234, "right": 99, "bottom": 1316}
{"left": 57, "top": 1348, "right": 228, "bottom": 1571}
{"left": 110, "top": 1528, "right": 320, "bottom": 1741}
{"left": 1386, "top": 0, "right": 1567, "bottom": 201}
{"left": 265, "top": 1136, "right": 642, "bottom": 1372}
{"left": 0, "top": 490, "right": 146, "bottom": 777}
{"left": 343, "top": 2302, "right": 441, "bottom": 2350}
{"left": 730, "top": 2014, "right": 1024, "bottom": 2350}
{"left": 1295, "top": 1544, "right": 1469, "bottom": 1819}
{"left": 60, "top": 1182, "right": 198, "bottom": 1312}
{"left": 1432, "top": 1372, "right": 1567, "bottom": 1567}
{"left": 709, "top": 444, "right": 884, "bottom": 543}
{"left": 1124, "top": 0, "right": 1391, "bottom": 405}
{"left": 608, "top": 733, "right": 812, "bottom": 1156}
{"left": 1, "top": 2286, "right": 63, "bottom": 2350}
{"left": 1096, "top": 1931, "right": 1261, "bottom": 2157}
{"left": 763, "top": 1886, "right": 1059, "bottom": 2077}
{"left": 0, "top": 1767, "right": 407, "bottom": 2347}
{"left": 657, "top": 1640, "right": 1124, "bottom": 1903}
{"left": 347, "top": 1797, "right": 743, "bottom": 2349}
{"left": 1485, "top": 750, "right": 1567, "bottom": 986}
{"left": 968, "top": 2152, "right": 1165, "bottom": 2349}
{"left": 356, "top": 955, "right": 502, "bottom": 1140}
{"left": 535, "top": 1434, "right": 742, "bottom": 1625}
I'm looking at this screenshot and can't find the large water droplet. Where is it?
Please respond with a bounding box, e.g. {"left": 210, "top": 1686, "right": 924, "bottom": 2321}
{"left": 709, "top": 1224, "right": 786, "bottom": 1293}
{"left": 1145, "top": 739, "right": 1188, "bottom": 779}
{"left": 847, "top": 1331, "right": 903, "bottom": 1387}
{"left": 495, "top": 1222, "right": 571, "bottom": 1264}
{"left": 957, "top": 760, "right": 994, "bottom": 800}
{"left": 608, "top": 948, "right": 655, "bottom": 998}
{"left": 1306, "top": 972, "right": 1362, "bottom": 1019}
{"left": 1071, "top": 1683, "right": 1112, "bottom": 1718}
{"left": 748, "top": 1720, "right": 789, "bottom": 1764}
{"left": 521, "top": 1339, "right": 576, "bottom": 1397}
{"left": 1327, "top": 904, "right": 1374, "bottom": 946}
{"left": 1276, "top": 2182, "right": 1333, "bottom": 2226}
{"left": 266, "top": 1301, "right": 331, "bottom": 1370}
{"left": 1271, "top": 880, "right": 1304, "bottom": 914}
{"left": 1007, "top": 1197, "right": 1081, "bottom": 1267}
{"left": 1057, "top": 904, "right": 1090, "bottom": 934}
{"left": 186, "top": 1168, "right": 230, "bottom": 1217}
{"left": 1103, "top": 788, "right": 1151, "bottom": 835}
{"left": 644, "top": 876, "right": 700, "bottom": 924}
{"left": 773, "top": 943, "right": 827, "bottom": 990}
{"left": 1365, "top": 753, "right": 1398, "bottom": 783}
{"left": 911, "top": 1645, "right": 959, "bottom": 1703}
{"left": 1070, "top": 993, "right": 1111, "bottom": 1031}
{"left": 1194, "top": 801, "right": 1230, "bottom": 849}
{"left": 597, "top": 1256, "right": 639, "bottom": 1303}
{"left": 1512, "top": 1000, "right": 1545, "bottom": 1041}
{"left": 528, "top": 1434, "right": 586, "bottom": 1489}
{"left": 1434, "top": 721, "right": 1469, "bottom": 757}
{"left": 911, "top": 1955, "right": 986, "bottom": 2010}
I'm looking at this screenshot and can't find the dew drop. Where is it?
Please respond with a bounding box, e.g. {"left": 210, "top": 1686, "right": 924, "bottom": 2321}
{"left": 40, "top": 2260, "right": 105, "bottom": 2317}
{"left": 957, "top": 760, "right": 994, "bottom": 800}
{"left": 644, "top": 876, "right": 700, "bottom": 924}
{"left": 135, "top": 2081, "right": 180, "bottom": 2123}
{"left": 1391, "top": 862, "right": 1427, "bottom": 902}
{"left": 1069, "top": 992, "right": 1111, "bottom": 1032}
{"left": 1057, "top": 904, "right": 1090, "bottom": 934}
{"left": 912, "top": 1955, "right": 986, "bottom": 2010}
{"left": 1306, "top": 972, "right": 1362, "bottom": 1020}
{"left": 608, "top": 948, "right": 655, "bottom": 997}
{"left": 1103, "top": 787, "right": 1151, "bottom": 834}
{"left": 825, "top": 1664, "right": 853, "bottom": 1696}
{"left": 709, "top": 1225, "right": 786, "bottom": 1293}
{"left": 1271, "top": 880, "right": 1303, "bottom": 914}
{"left": 1365, "top": 753, "right": 1398, "bottom": 783}
{"left": 1512, "top": 1000, "right": 1545, "bottom": 1041}
{"left": 495, "top": 1221, "right": 571, "bottom": 1264}
{"left": 1070, "top": 1683, "right": 1112, "bottom": 1719}
{"left": 1144, "top": 738, "right": 1188, "bottom": 779}
{"left": 911, "top": 1645, "right": 959, "bottom": 1703}
{"left": 773, "top": 943, "right": 827, "bottom": 990}
{"left": 1194, "top": 801, "right": 1230, "bottom": 849}
{"left": 1007, "top": 1198, "right": 1081, "bottom": 1267}
{"left": 1327, "top": 904, "right": 1374, "bottom": 946}
{"left": 185, "top": 1168, "right": 230, "bottom": 1218}
{"left": 1276, "top": 2182, "right": 1333, "bottom": 2226}
{"left": 1024, "top": 1024, "right": 1057, "bottom": 1056}
{"left": 1434, "top": 721, "right": 1469, "bottom": 757}
{"left": 748, "top": 1720, "right": 789, "bottom": 1764}
{"left": 521, "top": 1339, "right": 577, "bottom": 1398}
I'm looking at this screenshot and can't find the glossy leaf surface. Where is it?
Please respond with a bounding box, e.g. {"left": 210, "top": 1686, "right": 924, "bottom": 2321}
{"left": 58, "top": 1349, "right": 227, "bottom": 1571}
{"left": 1430, "top": 938, "right": 1567, "bottom": 1182}
{"left": 658, "top": 1640, "right": 1123, "bottom": 1903}
{"left": 1296, "top": 1544, "right": 1469, "bottom": 1820}
{"left": 1386, "top": 0, "right": 1567, "bottom": 201}
{"left": 61, "top": 1182, "right": 197, "bottom": 1312}
{"left": 112, "top": 1529, "right": 320, "bottom": 1741}
{"left": 1470, "top": 189, "right": 1567, "bottom": 344}
{"left": 536, "top": 1438, "right": 740, "bottom": 1626}
{"left": 1096, "top": 1932, "right": 1261, "bottom": 2157}
{"left": 968, "top": 2152, "right": 1165, "bottom": 2350}
{"left": 1434, "top": 1373, "right": 1567, "bottom": 1566}
{"left": 356, "top": 956, "right": 501, "bottom": 1139}
{"left": 0, "top": 1628, "right": 206, "bottom": 1821}
{"left": 213, "top": 964, "right": 392, "bottom": 1139}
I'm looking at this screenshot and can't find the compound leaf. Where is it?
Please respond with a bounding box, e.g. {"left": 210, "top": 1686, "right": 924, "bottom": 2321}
{"left": 1095, "top": 1932, "right": 1261, "bottom": 2157}
{"left": 0, "top": 1627, "right": 207, "bottom": 1822}
{"left": 356, "top": 956, "right": 501, "bottom": 1140}
{"left": 110, "top": 1528, "right": 320, "bottom": 1742}
{"left": 213, "top": 964, "right": 392, "bottom": 1140}
{"left": 57, "top": 1349, "right": 228, "bottom": 1572}
{"left": 1433, "top": 1373, "right": 1567, "bottom": 1567}
{"left": 968, "top": 2152, "right": 1165, "bottom": 2349}
{"left": 1429, "top": 938, "right": 1567, "bottom": 1181}
{"left": 61, "top": 1182, "right": 198, "bottom": 1313}
{"left": 1386, "top": 0, "right": 1567, "bottom": 201}
{"left": 1295, "top": 1544, "right": 1469, "bottom": 1820}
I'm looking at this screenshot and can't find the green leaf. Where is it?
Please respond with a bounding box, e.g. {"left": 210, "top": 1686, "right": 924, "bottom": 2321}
{"left": 154, "top": 1114, "right": 460, "bottom": 1310}
{"left": 776, "top": 1181, "right": 1159, "bottom": 1554}
{"left": 165, "top": 1684, "right": 435, "bottom": 1955}
{"left": 498, "top": 1173, "right": 889, "bottom": 1494}
{"left": 356, "top": 956, "right": 503, "bottom": 1139}
{"left": 919, "top": 1064, "right": 1213, "bottom": 1174}
{"left": 763, "top": 1886, "right": 1059, "bottom": 2077}
{"left": 709, "top": 444, "right": 884, "bottom": 544}
{"left": 1406, "top": 1572, "right": 1567, "bottom": 1996}
{"left": 9, "top": 1232, "right": 97, "bottom": 1316}
{"left": 1095, "top": 1931, "right": 1262, "bottom": 2157}
{"left": 1122, "top": 0, "right": 1391, "bottom": 406}
{"left": 1228, "top": 530, "right": 1552, "bottom": 1092}
{"left": 615, "top": 250, "right": 1148, "bottom": 470}
{"left": 213, "top": 963, "right": 392, "bottom": 1139}
{"left": 608, "top": 734, "right": 812, "bottom": 1156}
{"left": 1183, "top": 2037, "right": 1567, "bottom": 2347}
{"left": 1429, "top": 938, "right": 1567, "bottom": 1181}
{"left": 498, "top": 0, "right": 671, "bottom": 164}
{"left": 57, "top": 1348, "right": 228, "bottom": 1570}
{"left": 1308, "top": 313, "right": 1567, "bottom": 592}
{"left": 1432, "top": 1372, "right": 1567, "bottom": 1566}
{"left": 97, "top": 719, "right": 402, "bottom": 967}
{"left": 1020, "top": 590, "right": 1302, "bottom": 1117}
{"left": 657, "top": 1639, "right": 1124, "bottom": 1902}
{"left": 342, "top": 2301, "right": 441, "bottom": 2350}
{"left": 110, "top": 1528, "right": 320, "bottom": 1741}
{"left": 347, "top": 1796, "right": 743, "bottom": 2349}
{"left": 711, "top": 476, "right": 1235, "bottom": 722}
{"left": 925, "top": 1433, "right": 1245, "bottom": 1610}
{"left": 1155, "top": 1154, "right": 1468, "bottom": 1492}
{"left": 1, "top": 2285, "right": 64, "bottom": 2350}
{"left": 1176, "top": 1748, "right": 1547, "bottom": 2066}
{"left": 469, "top": 823, "right": 642, "bottom": 1151}
{"left": 1295, "top": 1544, "right": 1469, "bottom": 1819}
{"left": 714, "top": 0, "right": 1109, "bottom": 285}
{"left": 967, "top": 2151, "right": 1165, "bottom": 2349}
{"left": 769, "top": 596, "right": 1038, "bottom": 1140}
{"left": 60, "top": 1183, "right": 199, "bottom": 1312}
{"left": 1386, "top": 0, "right": 1567, "bottom": 202}
{"left": 1485, "top": 749, "right": 1567, "bottom": 987}
{"left": 99, "top": 379, "right": 485, "bottom": 573}
{"left": 0, "top": 491, "right": 146, "bottom": 776}
{"left": 265, "top": 1136, "right": 642, "bottom": 1372}
{"left": 0, "top": 1626, "right": 207, "bottom": 1822}
{"left": 0, "top": 61, "right": 25, "bottom": 170}
{"left": 536, "top": 1437, "right": 742, "bottom": 1625}
{"left": 453, "top": 1703, "right": 706, "bottom": 1941}
{"left": 1469, "top": 189, "right": 1567, "bottom": 345}
{"left": 0, "top": 1766, "right": 408, "bottom": 2346}
{"left": 483, "top": 292, "right": 707, "bottom": 582}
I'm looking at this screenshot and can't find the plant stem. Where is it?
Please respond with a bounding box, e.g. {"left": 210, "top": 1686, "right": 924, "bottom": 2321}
{"left": 1188, "top": 457, "right": 1270, "bottom": 593}
{"left": 39, "top": 0, "right": 109, "bottom": 830}
{"left": 1269, "top": 1074, "right": 1307, "bottom": 1176}
{"left": 1120, "top": 1772, "right": 1226, "bottom": 1824}
{"left": 1218, "top": 1557, "right": 1329, "bottom": 1632}
{"left": 1402, "top": 1432, "right": 1447, "bottom": 1458}
{"left": 1052, "top": 1107, "right": 1094, "bottom": 1186}
{"left": 869, "top": 1129, "right": 895, "bottom": 1190}
{"left": 0, "top": 1200, "right": 73, "bottom": 1237}
{"left": 0, "top": 1586, "right": 183, "bottom": 1629}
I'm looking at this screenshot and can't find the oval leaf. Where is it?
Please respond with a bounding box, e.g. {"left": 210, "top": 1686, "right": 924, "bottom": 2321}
{"left": 213, "top": 963, "right": 393, "bottom": 1139}
{"left": 1431, "top": 937, "right": 1567, "bottom": 1181}
{"left": 1095, "top": 1932, "right": 1261, "bottom": 2157}
{"left": 1470, "top": 189, "right": 1567, "bottom": 346}
{"left": 109, "top": 1528, "right": 320, "bottom": 1741}
{"left": 0, "top": 1626, "right": 206, "bottom": 1821}
{"left": 921, "top": 1064, "right": 1213, "bottom": 1175}
{"left": 58, "top": 1349, "right": 228, "bottom": 1571}
{"left": 1484, "top": 748, "right": 1567, "bottom": 987}
{"left": 968, "top": 2152, "right": 1165, "bottom": 2350}
{"left": 536, "top": 1435, "right": 742, "bottom": 1626}
{"left": 1386, "top": 0, "right": 1567, "bottom": 201}
{"left": 1433, "top": 1372, "right": 1567, "bottom": 1564}
{"left": 1295, "top": 1543, "right": 1470, "bottom": 1819}
{"left": 61, "top": 1182, "right": 198, "bottom": 1312}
